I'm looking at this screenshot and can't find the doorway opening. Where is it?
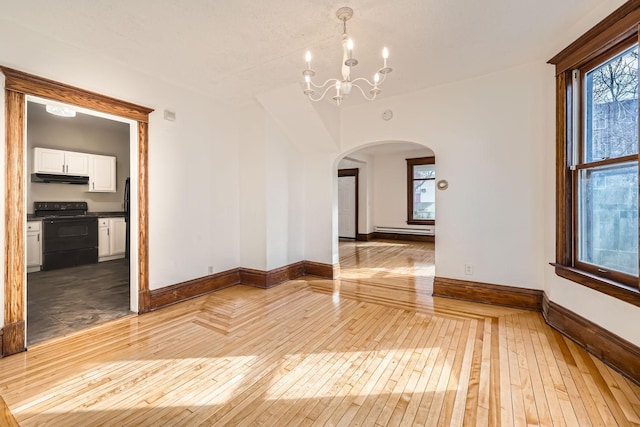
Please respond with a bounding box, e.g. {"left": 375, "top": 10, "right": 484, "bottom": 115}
{"left": 335, "top": 141, "right": 437, "bottom": 293}
{"left": 338, "top": 168, "right": 359, "bottom": 240}
{"left": 25, "top": 98, "right": 135, "bottom": 345}
{"left": 2, "top": 66, "right": 152, "bottom": 356}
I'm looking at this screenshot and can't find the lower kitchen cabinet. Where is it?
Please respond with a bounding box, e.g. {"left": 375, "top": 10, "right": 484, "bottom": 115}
{"left": 27, "top": 220, "right": 42, "bottom": 273}
{"left": 98, "top": 217, "right": 126, "bottom": 262}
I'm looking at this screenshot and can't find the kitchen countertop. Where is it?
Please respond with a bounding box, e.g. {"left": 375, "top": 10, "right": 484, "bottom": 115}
{"left": 90, "top": 211, "right": 126, "bottom": 218}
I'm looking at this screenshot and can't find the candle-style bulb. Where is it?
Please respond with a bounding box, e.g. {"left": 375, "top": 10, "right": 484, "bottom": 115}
{"left": 374, "top": 73, "right": 380, "bottom": 84}
{"left": 347, "top": 39, "right": 354, "bottom": 51}
{"left": 382, "top": 47, "right": 389, "bottom": 59}
{"left": 305, "top": 51, "right": 312, "bottom": 62}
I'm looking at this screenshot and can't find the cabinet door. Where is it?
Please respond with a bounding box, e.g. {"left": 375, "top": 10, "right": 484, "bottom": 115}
{"left": 109, "top": 218, "right": 127, "bottom": 255}
{"left": 89, "top": 155, "right": 116, "bottom": 192}
{"left": 64, "top": 151, "right": 89, "bottom": 176}
{"left": 26, "top": 231, "right": 41, "bottom": 268}
{"left": 98, "top": 224, "right": 111, "bottom": 258}
{"left": 34, "top": 148, "right": 65, "bottom": 174}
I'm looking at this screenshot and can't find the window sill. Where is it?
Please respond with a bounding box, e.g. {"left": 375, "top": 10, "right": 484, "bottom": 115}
{"left": 551, "top": 263, "right": 640, "bottom": 307}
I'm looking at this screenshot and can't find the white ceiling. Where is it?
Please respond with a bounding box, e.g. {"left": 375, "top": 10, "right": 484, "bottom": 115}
{"left": 27, "top": 101, "right": 130, "bottom": 136}
{"left": 3, "top": 0, "right": 605, "bottom": 106}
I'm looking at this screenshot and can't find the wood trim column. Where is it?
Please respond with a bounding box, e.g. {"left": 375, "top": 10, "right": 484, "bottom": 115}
{"left": 3, "top": 90, "right": 26, "bottom": 356}
{"left": 1, "top": 66, "right": 153, "bottom": 351}
{"left": 138, "top": 122, "right": 150, "bottom": 313}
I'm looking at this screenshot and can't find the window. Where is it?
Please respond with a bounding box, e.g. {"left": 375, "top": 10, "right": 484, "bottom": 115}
{"left": 575, "top": 43, "right": 639, "bottom": 286}
{"left": 550, "top": 1, "right": 640, "bottom": 306}
{"left": 406, "top": 157, "right": 435, "bottom": 225}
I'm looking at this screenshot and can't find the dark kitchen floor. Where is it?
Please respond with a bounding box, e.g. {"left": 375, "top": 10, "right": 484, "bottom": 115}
{"left": 27, "top": 259, "right": 132, "bottom": 346}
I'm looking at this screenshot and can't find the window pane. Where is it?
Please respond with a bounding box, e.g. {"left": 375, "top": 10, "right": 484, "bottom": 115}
{"left": 585, "top": 45, "right": 638, "bottom": 162}
{"left": 413, "top": 164, "right": 435, "bottom": 179}
{"left": 412, "top": 180, "right": 435, "bottom": 220}
{"left": 578, "top": 162, "right": 638, "bottom": 276}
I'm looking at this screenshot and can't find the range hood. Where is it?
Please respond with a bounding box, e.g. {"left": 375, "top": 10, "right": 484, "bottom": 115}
{"left": 31, "top": 173, "right": 89, "bottom": 185}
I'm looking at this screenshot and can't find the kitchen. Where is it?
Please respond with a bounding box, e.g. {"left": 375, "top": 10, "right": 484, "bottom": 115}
{"left": 25, "top": 100, "right": 132, "bottom": 345}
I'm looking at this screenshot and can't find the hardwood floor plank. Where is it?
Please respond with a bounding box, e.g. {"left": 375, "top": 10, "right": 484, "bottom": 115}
{"left": 0, "top": 240, "right": 638, "bottom": 426}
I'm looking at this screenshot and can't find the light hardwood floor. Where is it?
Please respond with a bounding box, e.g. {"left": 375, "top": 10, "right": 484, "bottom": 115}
{"left": 0, "top": 240, "right": 639, "bottom": 426}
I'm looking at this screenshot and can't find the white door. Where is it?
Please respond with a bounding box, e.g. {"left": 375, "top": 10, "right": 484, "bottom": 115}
{"left": 338, "top": 175, "right": 356, "bottom": 239}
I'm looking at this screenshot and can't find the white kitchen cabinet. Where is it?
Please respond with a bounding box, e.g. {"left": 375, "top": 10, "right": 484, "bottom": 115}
{"left": 33, "top": 147, "right": 88, "bottom": 176}
{"left": 98, "top": 218, "right": 110, "bottom": 259}
{"left": 110, "top": 218, "right": 126, "bottom": 255}
{"left": 98, "top": 217, "right": 126, "bottom": 261}
{"left": 26, "top": 221, "right": 42, "bottom": 273}
{"left": 88, "top": 154, "right": 116, "bottom": 192}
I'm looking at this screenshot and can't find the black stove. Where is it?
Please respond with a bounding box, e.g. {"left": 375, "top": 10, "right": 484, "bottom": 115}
{"left": 34, "top": 201, "right": 92, "bottom": 218}
{"left": 34, "top": 201, "right": 98, "bottom": 271}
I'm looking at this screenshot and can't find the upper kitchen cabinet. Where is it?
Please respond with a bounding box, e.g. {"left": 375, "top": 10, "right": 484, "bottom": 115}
{"left": 88, "top": 154, "right": 117, "bottom": 192}
{"left": 33, "top": 147, "right": 89, "bottom": 176}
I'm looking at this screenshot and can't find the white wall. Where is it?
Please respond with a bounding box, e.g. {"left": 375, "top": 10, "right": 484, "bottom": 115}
{"left": 0, "top": 18, "right": 242, "bottom": 295}
{"left": 239, "top": 104, "right": 267, "bottom": 270}
{"left": 371, "top": 149, "right": 433, "bottom": 230}
{"left": 239, "top": 104, "right": 306, "bottom": 271}
{"left": 338, "top": 62, "right": 546, "bottom": 292}
{"left": 265, "top": 115, "right": 305, "bottom": 270}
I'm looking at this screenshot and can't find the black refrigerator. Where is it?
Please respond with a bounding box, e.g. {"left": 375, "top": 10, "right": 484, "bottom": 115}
{"left": 124, "top": 177, "right": 130, "bottom": 259}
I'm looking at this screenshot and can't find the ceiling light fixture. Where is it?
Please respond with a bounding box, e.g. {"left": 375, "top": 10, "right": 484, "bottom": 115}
{"left": 302, "top": 7, "right": 392, "bottom": 106}
{"left": 45, "top": 105, "right": 76, "bottom": 117}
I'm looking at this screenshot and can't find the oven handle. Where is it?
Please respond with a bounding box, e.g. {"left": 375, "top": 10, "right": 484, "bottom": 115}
{"left": 46, "top": 218, "right": 96, "bottom": 225}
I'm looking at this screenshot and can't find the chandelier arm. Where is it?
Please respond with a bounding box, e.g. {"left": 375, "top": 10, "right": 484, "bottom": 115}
{"left": 351, "top": 83, "right": 378, "bottom": 101}
{"left": 307, "top": 84, "right": 339, "bottom": 102}
{"left": 350, "top": 77, "right": 375, "bottom": 88}
{"left": 309, "top": 78, "right": 340, "bottom": 90}
{"left": 351, "top": 72, "right": 389, "bottom": 87}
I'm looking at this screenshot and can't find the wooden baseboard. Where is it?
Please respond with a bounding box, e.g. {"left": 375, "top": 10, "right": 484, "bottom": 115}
{"left": 240, "top": 262, "right": 305, "bottom": 289}
{"left": 433, "top": 276, "right": 543, "bottom": 311}
{"left": 149, "top": 268, "right": 240, "bottom": 311}
{"left": 304, "top": 261, "right": 339, "bottom": 279}
{"left": 373, "top": 232, "right": 434, "bottom": 243}
{"left": 2, "top": 320, "right": 25, "bottom": 356}
{"left": 543, "top": 294, "right": 640, "bottom": 385}
{"left": 355, "top": 232, "right": 434, "bottom": 243}
{"left": 434, "top": 276, "right": 639, "bottom": 384}
{"left": 148, "top": 260, "right": 336, "bottom": 310}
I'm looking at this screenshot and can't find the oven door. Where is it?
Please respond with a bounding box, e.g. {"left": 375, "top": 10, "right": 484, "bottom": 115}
{"left": 42, "top": 218, "right": 98, "bottom": 270}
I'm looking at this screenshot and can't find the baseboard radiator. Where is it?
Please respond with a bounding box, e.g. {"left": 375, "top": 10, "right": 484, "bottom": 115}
{"left": 374, "top": 226, "right": 435, "bottom": 236}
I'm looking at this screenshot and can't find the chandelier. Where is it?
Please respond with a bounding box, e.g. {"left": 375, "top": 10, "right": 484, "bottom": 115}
{"left": 302, "top": 7, "right": 392, "bottom": 106}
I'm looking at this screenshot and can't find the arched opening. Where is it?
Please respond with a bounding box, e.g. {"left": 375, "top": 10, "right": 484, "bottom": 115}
{"left": 331, "top": 140, "right": 437, "bottom": 302}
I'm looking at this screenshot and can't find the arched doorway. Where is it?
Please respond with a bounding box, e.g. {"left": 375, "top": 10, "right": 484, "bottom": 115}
{"left": 331, "top": 140, "right": 437, "bottom": 301}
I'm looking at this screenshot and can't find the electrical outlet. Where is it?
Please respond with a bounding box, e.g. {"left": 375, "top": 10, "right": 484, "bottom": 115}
{"left": 464, "top": 264, "right": 473, "bottom": 275}
{"left": 208, "top": 266, "right": 214, "bottom": 275}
